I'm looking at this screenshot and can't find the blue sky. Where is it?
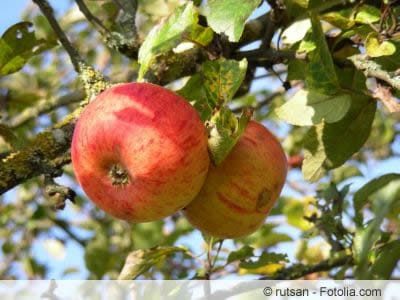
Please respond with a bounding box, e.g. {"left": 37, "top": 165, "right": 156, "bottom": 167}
{"left": 0, "top": 1, "right": 28, "bottom": 33}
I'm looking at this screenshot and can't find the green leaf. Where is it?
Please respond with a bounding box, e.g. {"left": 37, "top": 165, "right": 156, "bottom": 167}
{"left": 202, "top": 58, "right": 248, "bottom": 106}
{"left": 177, "top": 58, "right": 247, "bottom": 122}
{"left": 299, "top": 15, "right": 339, "bottom": 94}
{"left": 322, "top": 10, "right": 355, "bottom": 30}
{"left": 131, "top": 221, "right": 165, "bottom": 249}
{"left": 331, "top": 164, "right": 362, "bottom": 183}
{"left": 290, "top": 0, "right": 309, "bottom": 8}
{"left": 84, "top": 236, "right": 112, "bottom": 279}
{"left": 353, "top": 173, "right": 400, "bottom": 226}
{"left": 239, "top": 251, "right": 288, "bottom": 269}
{"left": 227, "top": 245, "right": 254, "bottom": 264}
{"left": 282, "top": 198, "right": 314, "bottom": 231}
{"left": 373, "top": 40, "right": 400, "bottom": 71}
{"left": 365, "top": 32, "right": 396, "bottom": 58}
{"left": 276, "top": 89, "right": 351, "bottom": 126}
{"left": 118, "top": 246, "right": 188, "bottom": 279}
{"left": 237, "top": 223, "right": 293, "bottom": 248}
{"left": 177, "top": 74, "right": 212, "bottom": 121}
{"left": 287, "top": 58, "right": 307, "bottom": 81}
{"left": 203, "top": 0, "right": 262, "bottom": 42}
{"left": 207, "top": 107, "right": 252, "bottom": 165}
{"left": 354, "top": 5, "right": 380, "bottom": 24}
{"left": 0, "top": 22, "right": 56, "bottom": 76}
{"left": 352, "top": 176, "right": 399, "bottom": 278}
{"left": 370, "top": 240, "right": 400, "bottom": 279}
{"left": 0, "top": 123, "right": 18, "bottom": 149}
{"left": 138, "top": 2, "right": 213, "bottom": 80}
{"left": 302, "top": 94, "right": 376, "bottom": 182}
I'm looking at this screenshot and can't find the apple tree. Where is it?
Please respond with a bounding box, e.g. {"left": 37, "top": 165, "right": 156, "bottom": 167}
{"left": 0, "top": 0, "right": 399, "bottom": 280}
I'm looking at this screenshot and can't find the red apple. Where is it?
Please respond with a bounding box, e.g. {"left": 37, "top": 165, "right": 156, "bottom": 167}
{"left": 71, "top": 82, "right": 209, "bottom": 222}
{"left": 183, "top": 121, "right": 287, "bottom": 238}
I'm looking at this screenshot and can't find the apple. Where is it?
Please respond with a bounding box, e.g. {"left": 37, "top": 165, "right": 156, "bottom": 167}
{"left": 183, "top": 121, "right": 287, "bottom": 238}
{"left": 71, "top": 82, "right": 209, "bottom": 222}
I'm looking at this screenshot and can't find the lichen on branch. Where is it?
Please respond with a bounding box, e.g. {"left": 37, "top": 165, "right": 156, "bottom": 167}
{"left": 0, "top": 112, "right": 77, "bottom": 194}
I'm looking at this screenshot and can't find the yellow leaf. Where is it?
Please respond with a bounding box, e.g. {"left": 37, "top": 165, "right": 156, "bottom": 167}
{"left": 239, "top": 263, "right": 285, "bottom": 275}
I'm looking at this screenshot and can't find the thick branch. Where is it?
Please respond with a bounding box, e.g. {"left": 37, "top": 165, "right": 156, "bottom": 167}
{"left": 349, "top": 54, "right": 400, "bottom": 91}
{"left": 0, "top": 110, "right": 80, "bottom": 195}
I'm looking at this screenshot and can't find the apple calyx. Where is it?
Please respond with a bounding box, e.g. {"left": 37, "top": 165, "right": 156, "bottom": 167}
{"left": 109, "top": 164, "right": 130, "bottom": 186}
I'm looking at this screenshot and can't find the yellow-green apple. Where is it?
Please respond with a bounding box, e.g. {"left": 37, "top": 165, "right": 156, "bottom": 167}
{"left": 183, "top": 121, "right": 287, "bottom": 238}
{"left": 71, "top": 82, "right": 209, "bottom": 222}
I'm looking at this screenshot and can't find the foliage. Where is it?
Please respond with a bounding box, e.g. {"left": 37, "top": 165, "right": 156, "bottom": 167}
{"left": 0, "top": 0, "right": 399, "bottom": 280}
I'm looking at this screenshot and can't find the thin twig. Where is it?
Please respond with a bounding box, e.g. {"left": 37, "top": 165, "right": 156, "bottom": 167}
{"left": 372, "top": 84, "right": 400, "bottom": 113}
{"left": 75, "top": 0, "right": 110, "bottom": 35}
{"left": 205, "top": 236, "right": 214, "bottom": 280}
{"left": 211, "top": 240, "right": 224, "bottom": 269}
{"left": 231, "top": 91, "right": 283, "bottom": 114}
{"left": 234, "top": 48, "right": 307, "bottom": 66}
{"left": 9, "top": 91, "right": 84, "bottom": 128}
{"left": 32, "top": 0, "right": 84, "bottom": 72}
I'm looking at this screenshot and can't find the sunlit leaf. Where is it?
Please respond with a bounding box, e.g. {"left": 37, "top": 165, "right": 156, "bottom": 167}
{"left": 0, "top": 22, "right": 56, "bottom": 76}
{"left": 283, "top": 197, "right": 315, "bottom": 231}
{"left": 202, "top": 58, "right": 248, "bottom": 106}
{"left": 302, "top": 94, "right": 376, "bottom": 182}
{"left": 365, "top": 32, "right": 396, "bottom": 58}
{"left": 203, "top": 0, "right": 262, "bottom": 42}
{"left": 138, "top": 2, "right": 213, "bottom": 79}
{"left": 276, "top": 89, "right": 351, "bottom": 126}
{"left": 353, "top": 173, "right": 400, "bottom": 226}
{"left": 331, "top": 164, "right": 362, "bottom": 183}
{"left": 239, "top": 251, "right": 288, "bottom": 269}
{"left": 227, "top": 245, "right": 254, "bottom": 264}
{"left": 282, "top": 19, "right": 311, "bottom": 45}
{"left": 354, "top": 5, "right": 380, "bottom": 24}
{"left": 299, "top": 15, "right": 339, "bottom": 94}
{"left": 118, "top": 246, "right": 188, "bottom": 279}
{"left": 207, "top": 107, "right": 252, "bottom": 165}
{"left": 370, "top": 240, "right": 400, "bottom": 279}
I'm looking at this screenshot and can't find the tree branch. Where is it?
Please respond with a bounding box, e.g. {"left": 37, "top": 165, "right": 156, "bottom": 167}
{"left": 0, "top": 109, "right": 79, "bottom": 195}
{"left": 8, "top": 91, "right": 84, "bottom": 129}
{"left": 205, "top": 253, "right": 353, "bottom": 299}
{"left": 231, "top": 91, "right": 283, "bottom": 114}
{"left": 372, "top": 84, "right": 400, "bottom": 113}
{"left": 260, "top": 252, "right": 353, "bottom": 280}
{"left": 349, "top": 54, "right": 400, "bottom": 91}
{"left": 75, "top": 0, "right": 110, "bottom": 36}
{"left": 74, "top": 0, "right": 140, "bottom": 58}
{"left": 233, "top": 48, "right": 307, "bottom": 66}
{"left": 33, "top": 0, "right": 110, "bottom": 98}
{"left": 32, "top": 0, "right": 85, "bottom": 73}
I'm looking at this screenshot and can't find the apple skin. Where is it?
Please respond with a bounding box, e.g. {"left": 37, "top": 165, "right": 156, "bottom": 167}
{"left": 71, "top": 82, "right": 209, "bottom": 222}
{"left": 183, "top": 121, "right": 287, "bottom": 238}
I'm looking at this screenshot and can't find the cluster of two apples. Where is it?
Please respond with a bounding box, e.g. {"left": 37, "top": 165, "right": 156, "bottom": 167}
{"left": 71, "top": 83, "right": 287, "bottom": 238}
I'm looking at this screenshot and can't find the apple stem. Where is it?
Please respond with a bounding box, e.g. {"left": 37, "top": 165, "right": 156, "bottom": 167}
{"left": 109, "top": 164, "right": 130, "bottom": 186}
